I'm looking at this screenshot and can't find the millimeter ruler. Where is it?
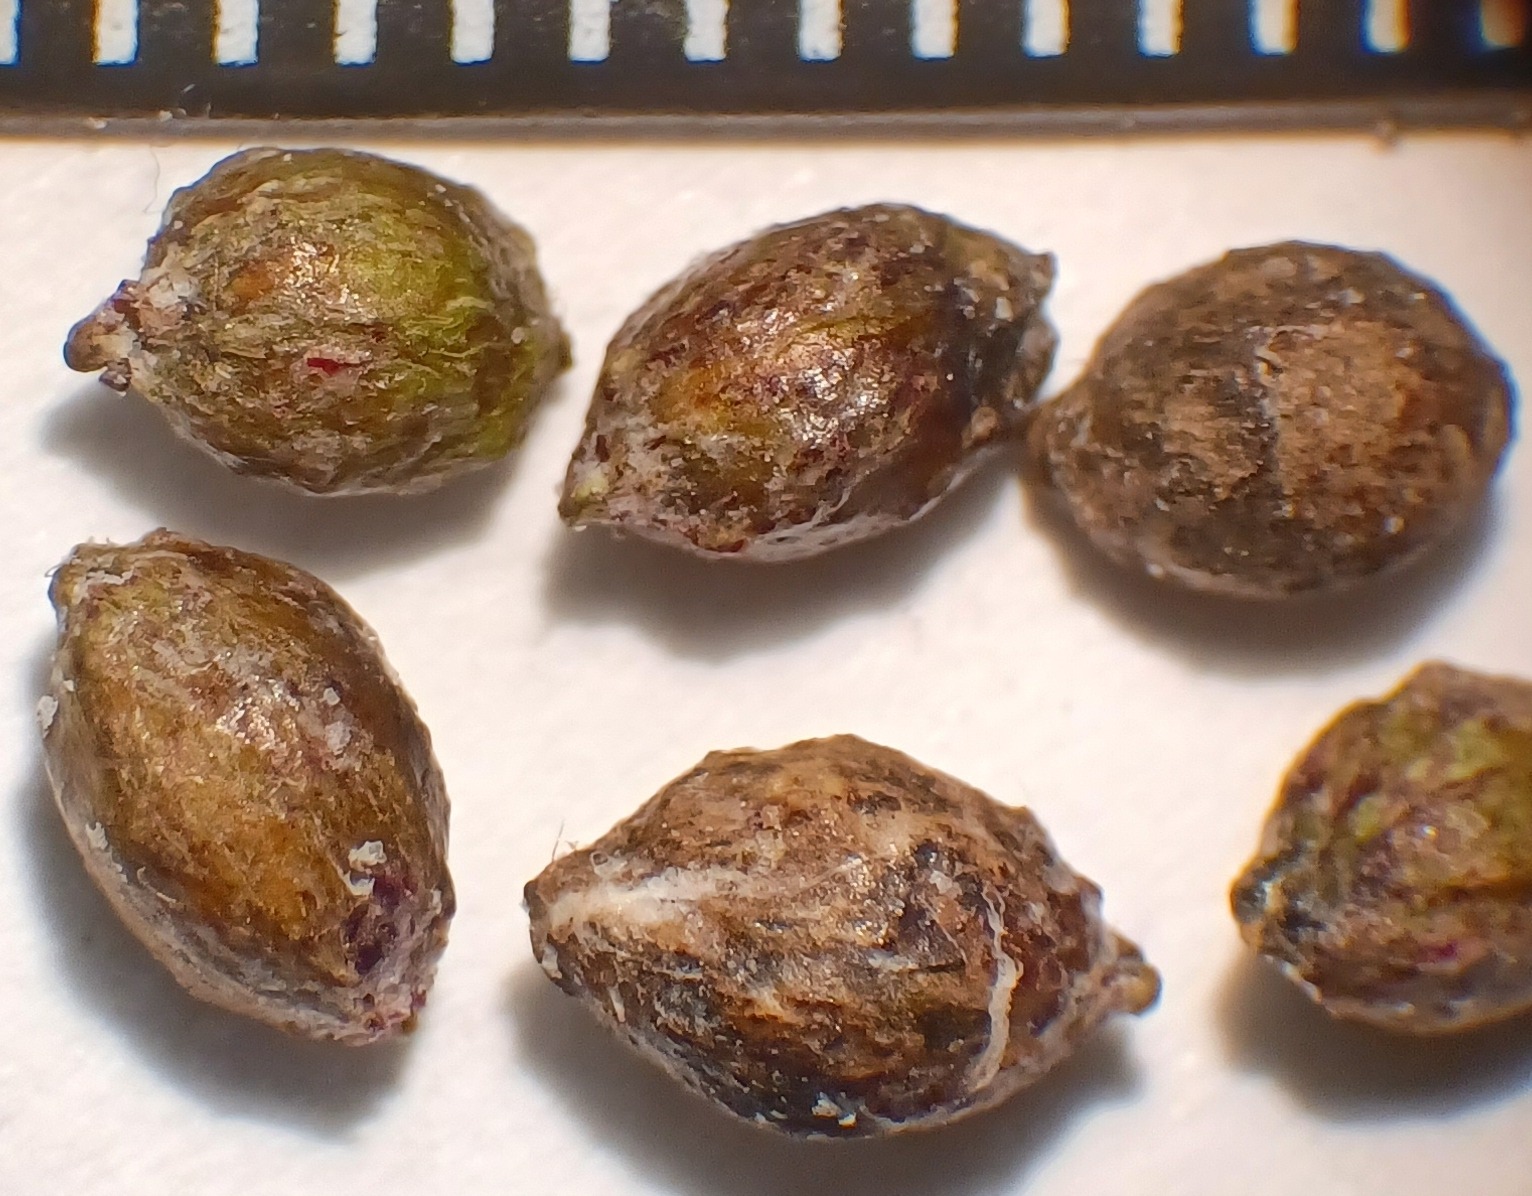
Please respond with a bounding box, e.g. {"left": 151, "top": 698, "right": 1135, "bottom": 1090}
{"left": 0, "top": 1, "right": 1527, "bottom": 128}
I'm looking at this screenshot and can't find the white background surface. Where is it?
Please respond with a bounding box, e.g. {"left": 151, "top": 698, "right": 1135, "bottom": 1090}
{"left": 0, "top": 130, "right": 1529, "bottom": 1194}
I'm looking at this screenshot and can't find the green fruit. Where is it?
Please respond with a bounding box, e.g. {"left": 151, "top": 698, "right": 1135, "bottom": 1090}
{"left": 66, "top": 148, "right": 569, "bottom": 495}
{"left": 1232, "top": 663, "right": 1532, "bottom": 1033}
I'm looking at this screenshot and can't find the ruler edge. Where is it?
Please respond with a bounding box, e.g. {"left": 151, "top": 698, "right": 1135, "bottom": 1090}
{"left": 0, "top": 92, "right": 1528, "bottom": 138}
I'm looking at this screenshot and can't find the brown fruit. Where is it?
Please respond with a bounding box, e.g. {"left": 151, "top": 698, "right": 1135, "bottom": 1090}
{"left": 40, "top": 530, "right": 454, "bottom": 1043}
{"left": 561, "top": 204, "right": 1057, "bottom": 560}
{"left": 1028, "top": 242, "right": 1513, "bottom": 597}
{"left": 524, "top": 735, "right": 1158, "bottom": 1136}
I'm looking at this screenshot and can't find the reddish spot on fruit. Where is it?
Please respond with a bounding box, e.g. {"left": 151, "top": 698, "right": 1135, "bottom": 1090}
{"left": 305, "top": 355, "right": 353, "bottom": 377}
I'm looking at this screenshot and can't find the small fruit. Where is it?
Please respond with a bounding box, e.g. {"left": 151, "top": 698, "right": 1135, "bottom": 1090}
{"left": 561, "top": 204, "right": 1057, "bottom": 560}
{"left": 1232, "top": 663, "right": 1532, "bottom": 1033}
{"left": 41, "top": 530, "right": 454, "bottom": 1043}
{"left": 525, "top": 735, "right": 1158, "bottom": 1136}
{"left": 65, "top": 147, "right": 569, "bottom": 495}
{"left": 1027, "top": 242, "right": 1513, "bottom": 597}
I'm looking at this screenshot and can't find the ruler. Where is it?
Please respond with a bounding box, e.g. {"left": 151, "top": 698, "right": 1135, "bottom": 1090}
{"left": 0, "top": 1, "right": 1527, "bottom": 128}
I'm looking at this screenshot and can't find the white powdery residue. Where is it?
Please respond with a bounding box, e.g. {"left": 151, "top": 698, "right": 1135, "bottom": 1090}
{"left": 811, "top": 1093, "right": 841, "bottom": 1119}
{"left": 36, "top": 695, "right": 58, "bottom": 733}
{"left": 350, "top": 840, "right": 387, "bottom": 869}
{"left": 541, "top": 864, "right": 752, "bottom": 934}
{"left": 742, "top": 981, "right": 791, "bottom": 1019}
{"left": 325, "top": 720, "right": 353, "bottom": 754}
{"left": 967, "top": 892, "right": 1021, "bottom": 1093}
{"left": 343, "top": 843, "right": 386, "bottom": 895}
{"left": 85, "top": 822, "right": 110, "bottom": 852}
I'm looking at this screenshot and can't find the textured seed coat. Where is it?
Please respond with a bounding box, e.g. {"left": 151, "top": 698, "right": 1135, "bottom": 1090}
{"left": 1028, "top": 242, "right": 1513, "bottom": 597}
{"left": 65, "top": 147, "right": 569, "bottom": 495}
{"left": 562, "top": 204, "right": 1057, "bottom": 560}
{"left": 525, "top": 736, "right": 1158, "bottom": 1136}
{"left": 1233, "top": 663, "right": 1532, "bottom": 1033}
{"left": 42, "top": 530, "right": 454, "bottom": 1042}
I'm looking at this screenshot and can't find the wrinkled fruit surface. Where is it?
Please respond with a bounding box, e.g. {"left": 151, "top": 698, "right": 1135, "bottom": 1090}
{"left": 1028, "top": 242, "right": 1513, "bottom": 597}
{"left": 1232, "top": 663, "right": 1532, "bottom": 1033}
{"left": 41, "top": 530, "right": 455, "bottom": 1043}
{"left": 65, "top": 147, "right": 569, "bottom": 495}
{"left": 561, "top": 204, "right": 1057, "bottom": 560}
{"left": 525, "top": 735, "right": 1158, "bottom": 1136}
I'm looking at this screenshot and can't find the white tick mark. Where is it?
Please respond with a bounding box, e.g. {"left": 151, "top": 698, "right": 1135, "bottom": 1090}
{"left": 1365, "top": 0, "right": 1408, "bottom": 52}
{"left": 1251, "top": 0, "right": 1296, "bottom": 54}
{"left": 0, "top": 0, "right": 19, "bottom": 65}
{"left": 215, "top": 0, "right": 259, "bottom": 65}
{"left": 1023, "top": 0, "right": 1068, "bottom": 57}
{"left": 1139, "top": 0, "right": 1182, "bottom": 56}
{"left": 800, "top": 0, "right": 842, "bottom": 60}
{"left": 1482, "top": 0, "right": 1530, "bottom": 47}
{"left": 334, "top": 0, "right": 378, "bottom": 64}
{"left": 568, "top": 0, "right": 611, "bottom": 61}
{"left": 684, "top": 0, "right": 727, "bottom": 61}
{"left": 451, "top": 0, "right": 495, "bottom": 62}
{"left": 94, "top": 0, "right": 138, "bottom": 65}
{"left": 911, "top": 0, "right": 956, "bottom": 59}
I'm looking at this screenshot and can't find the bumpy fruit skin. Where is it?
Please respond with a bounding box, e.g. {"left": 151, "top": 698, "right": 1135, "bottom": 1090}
{"left": 561, "top": 205, "right": 1057, "bottom": 560}
{"left": 1028, "top": 242, "right": 1513, "bottom": 597}
{"left": 64, "top": 147, "right": 569, "bottom": 495}
{"left": 1232, "top": 663, "right": 1532, "bottom": 1033}
{"left": 525, "top": 735, "right": 1158, "bottom": 1136}
{"left": 40, "top": 531, "right": 455, "bottom": 1043}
